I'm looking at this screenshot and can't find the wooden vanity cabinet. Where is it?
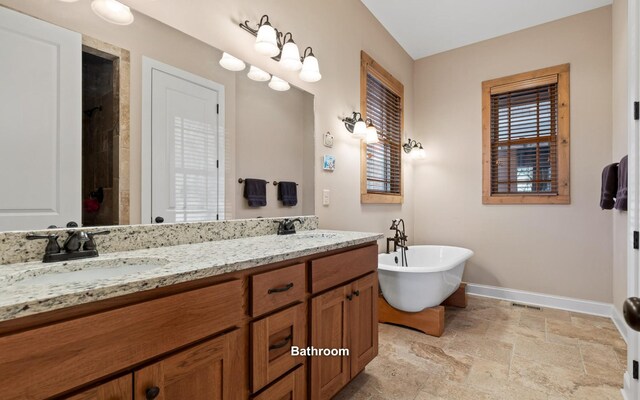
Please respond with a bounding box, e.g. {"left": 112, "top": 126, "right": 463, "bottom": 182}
{"left": 66, "top": 375, "right": 132, "bottom": 400}
{"left": 0, "top": 242, "right": 379, "bottom": 400}
{"left": 134, "top": 329, "right": 242, "bottom": 400}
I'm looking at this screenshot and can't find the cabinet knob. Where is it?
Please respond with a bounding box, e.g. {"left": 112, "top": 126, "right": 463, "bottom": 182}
{"left": 346, "top": 294, "right": 353, "bottom": 301}
{"left": 145, "top": 386, "right": 160, "bottom": 400}
{"left": 155, "top": 216, "right": 164, "bottom": 224}
{"left": 353, "top": 290, "right": 360, "bottom": 297}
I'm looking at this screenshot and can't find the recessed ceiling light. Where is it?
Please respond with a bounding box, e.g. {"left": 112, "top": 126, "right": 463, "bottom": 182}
{"left": 91, "top": 0, "right": 135, "bottom": 26}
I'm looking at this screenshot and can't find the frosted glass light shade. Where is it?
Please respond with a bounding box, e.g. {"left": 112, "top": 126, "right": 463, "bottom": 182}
{"left": 255, "top": 24, "right": 279, "bottom": 57}
{"left": 353, "top": 120, "right": 367, "bottom": 137}
{"left": 299, "top": 55, "right": 321, "bottom": 82}
{"left": 219, "top": 52, "right": 246, "bottom": 71}
{"left": 268, "top": 76, "right": 290, "bottom": 91}
{"left": 247, "top": 66, "right": 271, "bottom": 82}
{"left": 91, "top": 0, "right": 134, "bottom": 25}
{"left": 365, "top": 125, "right": 379, "bottom": 144}
{"left": 280, "top": 41, "right": 302, "bottom": 71}
{"left": 415, "top": 146, "right": 426, "bottom": 159}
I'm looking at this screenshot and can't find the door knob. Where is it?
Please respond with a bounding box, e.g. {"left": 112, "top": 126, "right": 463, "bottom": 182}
{"left": 145, "top": 386, "right": 160, "bottom": 399}
{"left": 623, "top": 297, "right": 640, "bottom": 331}
{"left": 155, "top": 216, "right": 164, "bottom": 223}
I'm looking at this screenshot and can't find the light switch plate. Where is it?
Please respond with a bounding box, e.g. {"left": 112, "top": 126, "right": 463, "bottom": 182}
{"left": 322, "top": 189, "right": 330, "bottom": 206}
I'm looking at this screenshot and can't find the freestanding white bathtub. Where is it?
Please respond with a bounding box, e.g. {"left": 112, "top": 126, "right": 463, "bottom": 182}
{"left": 378, "top": 245, "right": 474, "bottom": 312}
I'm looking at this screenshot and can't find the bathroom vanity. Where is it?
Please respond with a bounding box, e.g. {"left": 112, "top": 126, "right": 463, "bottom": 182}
{"left": 0, "top": 225, "right": 381, "bottom": 400}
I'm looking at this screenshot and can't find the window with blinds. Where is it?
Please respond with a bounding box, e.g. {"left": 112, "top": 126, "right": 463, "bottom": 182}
{"left": 482, "top": 64, "right": 570, "bottom": 205}
{"left": 361, "top": 51, "right": 404, "bottom": 204}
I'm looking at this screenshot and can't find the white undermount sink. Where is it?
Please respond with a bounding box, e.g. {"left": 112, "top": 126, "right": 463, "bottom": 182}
{"left": 12, "top": 258, "right": 170, "bottom": 286}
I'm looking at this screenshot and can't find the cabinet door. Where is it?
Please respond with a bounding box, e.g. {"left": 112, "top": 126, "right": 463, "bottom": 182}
{"left": 134, "top": 329, "right": 242, "bottom": 400}
{"left": 349, "top": 272, "right": 378, "bottom": 377}
{"left": 66, "top": 375, "right": 132, "bottom": 400}
{"left": 252, "top": 365, "right": 305, "bottom": 400}
{"left": 310, "top": 285, "right": 350, "bottom": 400}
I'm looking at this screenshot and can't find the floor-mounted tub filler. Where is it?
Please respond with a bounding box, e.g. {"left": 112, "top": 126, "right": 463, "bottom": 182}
{"left": 377, "top": 245, "right": 474, "bottom": 336}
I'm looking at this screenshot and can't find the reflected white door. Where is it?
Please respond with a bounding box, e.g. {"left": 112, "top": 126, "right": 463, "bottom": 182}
{"left": 148, "top": 61, "right": 224, "bottom": 224}
{"left": 0, "top": 6, "right": 81, "bottom": 231}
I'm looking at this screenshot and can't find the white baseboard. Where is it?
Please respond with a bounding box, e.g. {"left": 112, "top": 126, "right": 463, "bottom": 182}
{"left": 612, "top": 305, "right": 630, "bottom": 344}
{"left": 622, "top": 371, "right": 632, "bottom": 400}
{"left": 466, "top": 283, "right": 614, "bottom": 317}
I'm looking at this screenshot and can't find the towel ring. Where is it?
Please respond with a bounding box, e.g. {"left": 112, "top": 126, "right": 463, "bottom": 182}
{"left": 273, "top": 181, "right": 299, "bottom": 186}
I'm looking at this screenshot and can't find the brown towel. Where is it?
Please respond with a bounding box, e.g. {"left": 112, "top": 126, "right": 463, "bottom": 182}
{"left": 615, "top": 156, "right": 628, "bottom": 211}
{"left": 600, "top": 163, "right": 618, "bottom": 210}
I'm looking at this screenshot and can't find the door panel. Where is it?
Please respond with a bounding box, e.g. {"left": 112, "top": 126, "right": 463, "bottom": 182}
{"left": 310, "top": 285, "right": 350, "bottom": 400}
{"left": 134, "top": 330, "right": 241, "bottom": 400}
{"left": 252, "top": 365, "right": 305, "bottom": 400}
{"left": 0, "top": 6, "right": 81, "bottom": 230}
{"left": 350, "top": 272, "right": 378, "bottom": 377}
{"left": 151, "top": 68, "right": 220, "bottom": 223}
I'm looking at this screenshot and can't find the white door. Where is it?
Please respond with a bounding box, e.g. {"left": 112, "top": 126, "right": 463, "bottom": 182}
{"left": 0, "top": 6, "right": 81, "bottom": 231}
{"left": 145, "top": 59, "right": 224, "bottom": 224}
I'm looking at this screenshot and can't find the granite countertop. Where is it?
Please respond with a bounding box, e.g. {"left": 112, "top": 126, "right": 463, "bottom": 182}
{"left": 0, "top": 230, "right": 382, "bottom": 323}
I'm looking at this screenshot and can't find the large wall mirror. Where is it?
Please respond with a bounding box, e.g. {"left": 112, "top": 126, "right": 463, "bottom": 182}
{"left": 0, "top": 1, "right": 315, "bottom": 232}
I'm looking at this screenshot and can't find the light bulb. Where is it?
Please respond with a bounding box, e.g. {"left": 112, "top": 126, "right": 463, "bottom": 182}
{"left": 247, "top": 65, "right": 271, "bottom": 82}
{"left": 90, "top": 0, "right": 134, "bottom": 25}
{"left": 268, "top": 76, "right": 290, "bottom": 91}
{"left": 219, "top": 52, "right": 246, "bottom": 72}
{"left": 255, "top": 23, "right": 279, "bottom": 57}
{"left": 299, "top": 54, "right": 321, "bottom": 83}
{"left": 280, "top": 40, "right": 302, "bottom": 71}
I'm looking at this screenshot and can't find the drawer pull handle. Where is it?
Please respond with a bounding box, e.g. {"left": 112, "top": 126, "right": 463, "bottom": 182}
{"left": 268, "top": 283, "right": 294, "bottom": 294}
{"left": 269, "top": 334, "right": 293, "bottom": 350}
{"left": 145, "top": 386, "right": 160, "bottom": 400}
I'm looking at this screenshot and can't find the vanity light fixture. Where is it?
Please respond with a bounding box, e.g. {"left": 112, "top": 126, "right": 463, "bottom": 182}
{"left": 219, "top": 52, "right": 246, "bottom": 71}
{"left": 342, "top": 112, "right": 368, "bottom": 138}
{"left": 403, "top": 138, "right": 426, "bottom": 159}
{"left": 247, "top": 65, "right": 271, "bottom": 82}
{"left": 299, "top": 47, "right": 322, "bottom": 83}
{"left": 279, "top": 33, "right": 302, "bottom": 71}
{"left": 268, "top": 76, "right": 290, "bottom": 91}
{"left": 253, "top": 15, "right": 280, "bottom": 57}
{"left": 239, "top": 15, "right": 322, "bottom": 82}
{"left": 90, "top": 0, "right": 134, "bottom": 25}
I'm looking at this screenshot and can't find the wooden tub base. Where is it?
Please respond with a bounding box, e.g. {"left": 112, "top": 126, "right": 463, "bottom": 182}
{"left": 378, "top": 283, "right": 467, "bottom": 337}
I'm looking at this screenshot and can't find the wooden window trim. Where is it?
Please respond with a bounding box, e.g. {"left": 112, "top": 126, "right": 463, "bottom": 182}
{"left": 360, "top": 51, "right": 404, "bottom": 204}
{"left": 482, "top": 64, "right": 570, "bottom": 205}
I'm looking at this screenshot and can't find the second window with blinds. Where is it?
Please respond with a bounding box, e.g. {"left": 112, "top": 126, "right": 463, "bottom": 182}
{"left": 360, "top": 51, "right": 404, "bottom": 204}
{"left": 482, "top": 64, "right": 570, "bottom": 205}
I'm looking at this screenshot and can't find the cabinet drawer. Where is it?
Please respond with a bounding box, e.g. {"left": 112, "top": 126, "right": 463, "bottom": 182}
{"left": 0, "top": 280, "right": 242, "bottom": 400}
{"left": 251, "top": 303, "right": 306, "bottom": 392}
{"left": 252, "top": 365, "right": 305, "bottom": 400}
{"left": 251, "top": 263, "right": 305, "bottom": 317}
{"left": 310, "top": 245, "right": 378, "bottom": 293}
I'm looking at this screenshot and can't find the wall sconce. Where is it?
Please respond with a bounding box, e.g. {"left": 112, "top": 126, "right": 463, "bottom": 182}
{"left": 403, "top": 138, "right": 426, "bottom": 159}
{"left": 342, "top": 112, "right": 379, "bottom": 144}
{"left": 219, "top": 52, "right": 246, "bottom": 71}
{"left": 239, "top": 14, "right": 322, "bottom": 82}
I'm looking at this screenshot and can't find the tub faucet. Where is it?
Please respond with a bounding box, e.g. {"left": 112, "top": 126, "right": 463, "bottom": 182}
{"left": 387, "top": 219, "right": 409, "bottom": 267}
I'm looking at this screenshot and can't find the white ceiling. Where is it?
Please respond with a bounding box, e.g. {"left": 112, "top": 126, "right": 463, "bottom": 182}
{"left": 360, "top": 0, "right": 612, "bottom": 60}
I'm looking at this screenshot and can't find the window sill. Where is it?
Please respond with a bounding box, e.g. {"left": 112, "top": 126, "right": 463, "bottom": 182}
{"left": 361, "top": 193, "right": 404, "bottom": 204}
{"left": 483, "top": 194, "right": 570, "bottom": 205}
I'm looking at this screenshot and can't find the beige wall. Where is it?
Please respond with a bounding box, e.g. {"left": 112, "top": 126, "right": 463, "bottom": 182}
{"left": 123, "top": 0, "right": 416, "bottom": 241}
{"left": 612, "top": 0, "right": 629, "bottom": 312}
{"left": 412, "top": 7, "right": 614, "bottom": 303}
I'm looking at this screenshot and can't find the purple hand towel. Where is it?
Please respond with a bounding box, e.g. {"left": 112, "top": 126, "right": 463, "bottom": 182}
{"left": 600, "top": 163, "right": 618, "bottom": 210}
{"left": 243, "top": 178, "right": 267, "bottom": 207}
{"left": 615, "top": 155, "right": 628, "bottom": 211}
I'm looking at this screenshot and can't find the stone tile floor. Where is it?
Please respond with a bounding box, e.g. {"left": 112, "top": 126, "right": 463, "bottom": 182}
{"left": 336, "top": 295, "right": 626, "bottom": 400}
